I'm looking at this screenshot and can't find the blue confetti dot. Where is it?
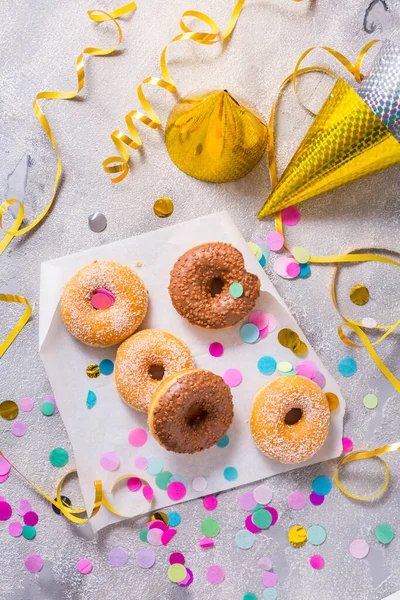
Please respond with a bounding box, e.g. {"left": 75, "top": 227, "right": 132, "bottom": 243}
{"left": 168, "top": 511, "right": 181, "bottom": 527}
{"left": 312, "top": 476, "right": 332, "bottom": 496}
{"left": 224, "top": 466, "right": 238, "bottom": 481}
{"left": 169, "top": 474, "right": 187, "bottom": 486}
{"left": 216, "top": 434, "right": 230, "bottom": 448}
{"left": 257, "top": 356, "right": 277, "bottom": 375}
{"left": 235, "top": 529, "right": 255, "bottom": 549}
{"left": 299, "top": 263, "right": 311, "bottom": 278}
{"left": 86, "top": 390, "right": 97, "bottom": 409}
{"left": 146, "top": 456, "right": 163, "bottom": 475}
{"left": 259, "top": 254, "right": 267, "bottom": 268}
{"left": 240, "top": 323, "right": 260, "bottom": 344}
{"left": 338, "top": 357, "right": 357, "bottom": 377}
{"left": 263, "top": 589, "right": 278, "bottom": 600}
{"left": 99, "top": 359, "right": 114, "bottom": 375}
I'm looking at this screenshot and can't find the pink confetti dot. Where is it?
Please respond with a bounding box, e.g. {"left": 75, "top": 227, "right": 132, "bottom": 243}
{"left": 310, "top": 492, "right": 324, "bottom": 506}
{"left": 287, "top": 490, "right": 307, "bottom": 510}
{"left": 342, "top": 437, "right": 353, "bottom": 453}
{"left": 295, "top": 361, "right": 318, "bottom": 379}
{"left": 239, "top": 491, "right": 257, "bottom": 511}
{"left": 263, "top": 571, "right": 278, "bottom": 587}
{"left": 11, "top": 422, "right": 27, "bottom": 437}
{"left": 264, "top": 506, "right": 278, "bottom": 525}
{"left": 274, "top": 257, "right": 299, "bottom": 279}
{"left": 134, "top": 456, "right": 148, "bottom": 470}
{"left": 0, "top": 472, "right": 9, "bottom": 483}
{"left": 91, "top": 289, "right": 115, "bottom": 310}
{"left": 148, "top": 519, "right": 167, "bottom": 531}
{"left": 258, "top": 556, "right": 273, "bottom": 570}
{"left": 223, "top": 368, "right": 243, "bottom": 387}
{"left": 312, "top": 371, "right": 326, "bottom": 389}
{"left": 310, "top": 554, "right": 325, "bottom": 569}
{"left": 142, "top": 485, "right": 154, "bottom": 502}
{"left": 0, "top": 501, "right": 12, "bottom": 521}
{"left": 259, "top": 325, "right": 269, "bottom": 338}
{"left": 248, "top": 311, "right": 269, "bottom": 330}
{"left": 0, "top": 456, "right": 11, "bottom": 476}
{"left": 350, "top": 539, "right": 369, "bottom": 559}
{"left": 253, "top": 485, "right": 272, "bottom": 505}
{"left": 209, "top": 342, "right": 224, "bottom": 357}
{"left": 161, "top": 528, "right": 177, "bottom": 546}
{"left": 203, "top": 496, "right": 218, "bottom": 511}
{"left": 266, "top": 231, "right": 284, "bottom": 252}
{"left": 200, "top": 537, "right": 215, "bottom": 548}
{"left": 100, "top": 452, "right": 120, "bottom": 471}
{"left": 245, "top": 514, "right": 261, "bottom": 533}
{"left": 170, "top": 552, "right": 185, "bottom": 565}
{"left": 264, "top": 313, "right": 277, "bottom": 332}
{"left": 286, "top": 262, "right": 300, "bottom": 277}
{"left": 128, "top": 428, "right": 148, "bottom": 447}
{"left": 8, "top": 522, "right": 23, "bottom": 537}
{"left": 167, "top": 481, "right": 187, "bottom": 501}
{"left": 192, "top": 476, "right": 208, "bottom": 492}
{"left": 281, "top": 205, "right": 301, "bottom": 226}
{"left": 17, "top": 499, "right": 31, "bottom": 516}
{"left": 127, "top": 477, "right": 142, "bottom": 492}
{"left": 77, "top": 559, "right": 93, "bottom": 574}
{"left": 147, "top": 528, "right": 163, "bottom": 546}
{"left": 206, "top": 564, "right": 225, "bottom": 584}
{"left": 19, "top": 397, "right": 34, "bottom": 412}
{"left": 25, "top": 554, "right": 43, "bottom": 573}
{"left": 24, "top": 511, "right": 39, "bottom": 526}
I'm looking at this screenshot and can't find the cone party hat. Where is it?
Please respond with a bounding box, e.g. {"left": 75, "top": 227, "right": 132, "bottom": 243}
{"left": 165, "top": 90, "right": 268, "bottom": 183}
{"left": 258, "top": 40, "right": 400, "bottom": 219}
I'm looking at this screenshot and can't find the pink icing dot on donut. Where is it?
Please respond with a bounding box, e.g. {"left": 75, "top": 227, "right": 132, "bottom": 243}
{"left": 90, "top": 289, "right": 115, "bottom": 310}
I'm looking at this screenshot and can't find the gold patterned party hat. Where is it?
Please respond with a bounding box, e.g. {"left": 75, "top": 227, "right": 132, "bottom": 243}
{"left": 165, "top": 90, "right": 268, "bottom": 183}
{"left": 257, "top": 78, "right": 400, "bottom": 218}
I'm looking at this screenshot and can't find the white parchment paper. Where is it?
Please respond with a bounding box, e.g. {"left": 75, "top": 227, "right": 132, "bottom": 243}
{"left": 39, "top": 212, "right": 344, "bottom": 532}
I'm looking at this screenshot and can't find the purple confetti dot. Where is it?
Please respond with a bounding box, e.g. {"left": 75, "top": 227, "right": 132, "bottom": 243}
{"left": 264, "top": 506, "right": 278, "bottom": 525}
{"left": 0, "top": 501, "right": 12, "bottom": 521}
{"left": 136, "top": 548, "right": 156, "bottom": 569}
{"left": 108, "top": 547, "right": 129, "bottom": 567}
{"left": 310, "top": 492, "right": 325, "bottom": 506}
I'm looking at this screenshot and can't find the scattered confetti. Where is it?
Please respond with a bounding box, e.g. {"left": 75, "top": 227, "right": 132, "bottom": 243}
{"left": 134, "top": 456, "right": 148, "bottom": 470}
{"left": 43, "top": 395, "right": 58, "bottom": 414}
{"left": 127, "top": 477, "right": 142, "bottom": 492}
{"left": 252, "top": 509, "right": 272, "bottom": 529}
{"left": 25, "top": 554, "right": 44, "bottom": 573}
{"left": 253, "top": 485, "right": 272, "bottom": 505}
{"left": 375, "top": 524, "right": 395, "bottom": 545}
{"left": 88, "top": 211, "right": 107, "bottom": 232}
{"left": 258, "top": 356, "right": 277, "bottom": 376}
{"left": 206, "top": 564, "right": 225, "bottom": 584}
{"left": 86, "top": 390, "right": 97, "bottom": 409}
{"left": 292, "top": 246, "right": 310, "bottom": 264}
{"left": 230, "top": 282, "right": 244, "bottom": 298}
{"left": 266, "top": 231, "right": 284, "bottom": 252}
{"left": 168, "top": 563, "right": 187, "bottom": 583}
{"left": 278, "top": 328, "right": 307, "bottom": 356}
{"left": 166, "top": 481, "right": 186, "bottom": 501}
{"left": 338, "top": 357, "right": 358, "bottom": 377}
{"left": 201, "top": 518, "right": 220, "bottom": 538}
{"left": 200, "top": 537, "right": 215, "bottom": 548}
{"left": 216, "top": 435, "right": 229, "bottom": 448}
{"left": 142, "top": 485, "right": 154, "bottom": 502}
{"left": 147, "top": 528, "right": 163, "bottom": 546}
{"left": 0, "top": 456, "right": 11, "bottom": 476}
{"left": 192, "top": 477, "right": 208, "bottom": 492}
{"left": 223, "top": 369, "right": 242, "bottom": 387}
{"left": 240, "top": 323, "right": 260, "bottom": 343}
{"left": 249, "top": 311, "right": 269, "bottom": 330}
{"left": 223, "top": 466, "right": 238, "bottom": 481}
{"left": 263, "top": 589, "right": 278, "bottom": 600}
{"left": 162, "top": 527, "right": 177, "bottom": 546}
{"left": 136, "top": 548, "right": 156, "bottom": 569}
{"left": 209, "top": 342, "right": 224, "bottom": 357}
{"left": 99, "top": 359, "right": 114, "bottom": 375}
{"left": 350, "top": 539, "right": 369, "bottom": 559}
{"left": 203, "top": 496, "right": 218, "bottom": 511}
{"left": 17, "top": 499, "right": 31, "bottom": 516}
{"left": 0, "top": 501, "right": 12, "bottom": 521}
{"left": 274, "top": 257, "right": 299, "bottom": 279}
{"left": 264, "top": 506, "right": 279, "bottom": 525}
{"left": 0, "top": 400, "right": 19, "bottom": 421}
{"left": 263, "top": 572, "right": 278, "bottom": 587}
{"left": 299, "top": 263, "right": 311, "bottom": 278}
{"left": 154, "top": 197, "right": 174, "bottom": 218}
{"left": 342, "top": 437, "right": 353, "bottom": 452}
{"left": 287, "top": 490, "right": 307, "bottom": 510}
{"left": 168, "top": 512, "right": 181, "bottom": 526}
{"left": 49, "top": 447, "right": 69, "bottom": 468}
{"left": 350, "top": 284, "right": 369, "bottom": 306}
{"left": 146, "top": 456, "right": 163, "bottom": 476}
{"left": 77, "top": 559, "right": 93, "bottom": 574}
{"left": 170, "top": 552, "right": 185, "bottom": 565}
{"left": 277, "top": 361, "right": 293, "bottom": 374}
{"left": 22, "top": 525, "right": 36, "bottom": 540}
{"left": 281, "top": 205, "right": 300, "bottom": 225}
{"left": 309, "top": 492, "right": 324, "bottom": 506}
{"left": 11, "top": 421, "right": 27, "bottom": 437}
{"left": 243, "top": 593, "right": 258, "bottom": 600}
{"left": 310, "top": 555, "right": 325, "bottom": 569}
{"left": 24, "top": 511, "right": 39, "bottom": 527}
{"left": 239, "top": 492, "right": 257, "bottom": 511}
{"left": 8, "top": 522, "right": 23, "bottom": 537}
{"left": 40, "top": 401, "right": 55, "bottom": 416}
{"left": 286, "top": 262, "right": 300, "bottom": 277}
{"left": 307, "top": 525, "right": 327, "bottom": 545}
{"left": 248, "top": 242, "right": 263, "bottom": 261}
{"left": 178, "top": 567, "right": 194, "bottom": 587}
{"left": 311, "top": 371, "right": 326, "bottom": 389}
{"left": 19, "top": 397, "right": 34, "bottom": 412}
{"left": 149, "top": 519, "right": 167, "bottom": 531}
{"left": 245, "top": 514, "right": 261, "bottom": 534}
{"left": 295, "top": 360, "right": 318, "bottom": 379}
{"left": 100, "top": 452, "right": 119, "bottom": 471}
{"left": 139, "top": 528, "right": 148, "bottom": 543}
{"left": 86, "top": 363, "right": 100, "bottom": 378}
{"left": 325, "top": 392, "right": 339, "bottom": 411}
{"left": 363, "top": 393, "right": 378, "bottom": 409}
{"left": 288, "top": 525, "right": 307, "bottom": 547}
{"left": 312, "top": 476, "right": 332, "bottom": 496}
{"left": 258, "top": 557, "right": 273, "bottom": 570}
{"left": 235, "top": 529, "right": 255, "bottom": 549}
{"left": 128, "top": 428, "right": 148, "bottom": 447}
{"left": 108, "top": 547, "right": 129, "bottom": 567}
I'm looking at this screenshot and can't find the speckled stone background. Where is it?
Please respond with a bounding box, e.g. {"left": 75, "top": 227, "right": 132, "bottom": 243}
{"left": 1, "top": 1, "right": 400, "bottom": 599}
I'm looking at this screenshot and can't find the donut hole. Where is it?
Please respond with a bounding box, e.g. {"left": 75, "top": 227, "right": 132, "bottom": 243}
{"left": 148, "top": 364, "right": 165, "bottom": 381}
{"left": 210, "top": 277, "right": 224, "bottom": 297}
{"left": 185, "top": 404, "right": 208, "bottom": 428}
{"left": 284, "top": 407, "right": 303, "bottom": 425}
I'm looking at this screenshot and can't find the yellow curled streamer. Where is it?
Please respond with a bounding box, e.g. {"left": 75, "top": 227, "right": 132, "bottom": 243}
{"left": 0, "top": 451, "right": 152, "bottom": 524}
{"left": 0, "top": 294, "right": 32, "bottom": 359}
{"left": 334, "top": 443, "right": 400, "bottom": 501}
{"left": 268, "top": 42, "right": 400, "bottom": 393}
{"left": 0, "top": 3, "right": 136, "bottom": 256}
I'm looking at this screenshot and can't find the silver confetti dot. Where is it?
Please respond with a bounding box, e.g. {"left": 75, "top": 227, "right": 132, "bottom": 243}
{"left": 88, "top": 212, "right": 107, "bottom": 232}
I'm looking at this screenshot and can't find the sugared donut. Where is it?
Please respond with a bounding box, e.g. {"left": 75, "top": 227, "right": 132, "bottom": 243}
{"left": 149, "top": 368, "right": 234, "bottom": 454}
{"left": 115, "top": 330, "right": 195, "bottom": 413}
{"left": 61, "top": 260, "right": 148, "bottom": 347}
{"left": 250, "top": 376, "right": 330, "bottom": 464}
{"left": 168, "top": 242, "right": 260, "bottom": 329}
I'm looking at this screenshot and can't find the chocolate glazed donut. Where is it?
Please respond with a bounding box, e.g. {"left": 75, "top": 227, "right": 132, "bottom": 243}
{"left": 168, "top": 242, "right": 261, "bottom": 329}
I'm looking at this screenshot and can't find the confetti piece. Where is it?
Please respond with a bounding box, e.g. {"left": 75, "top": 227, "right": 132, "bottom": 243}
{"left": 223, "top": 466, "right": 238, "bottom": 481}
{"left": 100, "top": 452, "right": 119, "bottom": 471}
{"left": 362, "top": 317, "right": 377, "bottom": 328}
{"left": 325, "top": 392, "right": 339, "bottom": 411}
{"left": 8, "top": 522, "right": 23, "bottom": 537}
{"left": 281, "top": 205, "right": 300, "bottom": 225}
{"left": 169, "top": 474, "right": 187, "bottom": 485}
{"left": 49, "top": 447, "right": 69, "bottom": 468}
{"left": 200, "top": 537, "right": 215, "bottom": 548}
{"left": 24, "top": 511, "right": 39, "bottom": 527}
{"left": 216, "top": 434, "right": 229, "bottom": 448}
{"left": 99, "top": 359, "right": 114, "bottom": 375}
{"left": 223, "top": 369, "right": 242, "bottom": 387}
{"left": 167, "top": 481, "right": 187, "bottom": 501}
{"left": 307, "top": 525, "right": 327, "bottom": 545}
{"left": 168, "top": 563, "right": 187, "bottom": 583}
{"left": 139, "top": 528, "right": 148, "bottom": 543}
{"left": 350, "top": 539, "right": 369, "bottom": 559}
{"left": 203, "top": 496, "right": 218, "bottom": 511}
{"left": 136, "top": 549, "right": 156, "bottom": 569}
{"left": 151, "top": 511, "right": 169, "bottom": 525}
{"left": 288, "top": 525, "right": 307, "bottom": 547}
{"left": 230, "top": 282, "right": 244, "bottom": 298}
{"left": 19, "top": 398, "right": 34, "bottom": 412}
{"left": 134, "top": 456, "right": 148, "bottom": 470}
{"left": 309, "top": 492, "right": 324, "bottom": 506}
{"left": 22, "top": 525, "right": 36, "bottom": 540}
{"left": 342, "top": 437, "right": 353, "bottom": 452}
{"left": 286, "top": 262, "right": 300, "bottom": 277}
{"left": 252, "top": 509, "right": 272, "bottom": 529}
{"left": 299, "top": 263, "right": 311, "bottom": 278}
{"left": 263, "top": 572, "right": 278, "bottom": 587}
{"left": 11, "top": 421, "right": 26, "bottom": 437}
{"left": 375, "top": 524, "right": 395, "bottom": 545}
{"left": 40, "top": 401, "right": 55, "bottom": 416}
{"left": 209, "top": 342, "right": 224, "bottom": 357}
{"left": 201, "top": 518, "right": 220, "bottom": 538}
{"left": 0, "top": 400, "right": 18, "bottom": 420}
{"left": 146, "top": 456, "right": 163, "bottom": 475}
{"left": 128, "top": 428, "right": 148, "bottom": 447}
{"left": 142, "top": 485, "right": 154, "bottom": 502}
{"left": 274, "top": 257, "right": 299, "bottom": 279}
{"left": 88, "top": 211, "right": 107, "bottom": 232}
{"left": 0, "top": 472, "right": 9, "bottom": 484}
{"left": 239, "top": 492, "right": 257, "bottom": 511}
{"left": 153, "top": 197, "right": 174, "bottom": 218}
{"left": 108, "top": 547, "right": 129, "bottom": 567}
{"left": 0, "top": 456, "right": 11, "bottom": 476}
{"left": 295, "top": 360, "right": 318, "bottom": 379}
{"left": 292, "top": 246, "right": 310, "bottom": 264}
{"left": 257, "top": 356, "right": 277, "bottom": 376}
{"left": 240, "top": 323, "right": 260, "bottom": 343}
{"left": 0, "top": 501, "right": 12, "bottom": 521}
{"left": 312, "top": 476, "right": 332, "bottom": 496}
{"left": 86, "top": 364, "right": 100, "bottom": 378}
{"left": 350, "top": 284, "right": 369, "bottom": 306}
{"left": 148, "top": 519, "right": 167, "bottom": 531}
{"left": 235, "top": 529, "right": 255, "bottom": 549}
{"left": 127, "top": 477, "right": 142, "bottom": 492}
{"left": 258, "top": 557, "right": 273, "bottom": 570}
{"left": 177, "top": 567, "right": 194, "bottom": 587}
{"left": 206, "top": 564, "right": 225, "bottom": 584}
{"left": 192, "top": 476, "right": 208, "bottom": 492}
{"left": 249, "top": 311, "right": 269, "bottom": 330}
{"left": 277, "top": 361, "right": 293, "bottom": 374}
{"left": 266, "top": 231, "right": 284, "bottom": 252}
{"left": 243, "top": 593, "right": 258, "bottom": 600}
{"left": 245, "top": 514, "right": 261, "bottom": 533}
{"left": 263, "top": 589, "right": 278, "bottom": 600}
{"left": 25, "top": 554, "right": 43, "bottom": 573}
{"left": 168, "top": 512, "right": 181, "bottom": 526}
{"left": 363, "top": 393, "right": 378, "bottom": 409}
{"left": 17, "top": 499, "right": 31, "bottom": 516}
{"left": 91, "top": 291, "right": 115, "bottom": 310}
{"left": 154, "top": 471, "right": 171, "bottom": 490}
{"left": 264, "top": 313, "right": 277, "bottom": 332}
{"left": 310, "top": 555, "right": 325, "bottom": 569}
{"left": 311, "top": 371, "right": 326, "bottom": 389}
{"left": 287, "top": 490, "right": 307, "bottom": 510}
{"left": 253, "top": 485, "right": 272, "bottom": 505}
{"left": 248, "top": 242, "right": 263, "bottom": 261}
{"left": 167, "top": 552, "right": 184, "bottom": 566}
{"left": 161, "top": 528, "right": 177, "bottom": 545}
{"left": 77, "top": 559, "right": 93, "bottom": 574}
{"left": 147, "top": 528, "right": 163, "bottom": 546}
{"left": 338, "top": 357, "right": 358, "bottom": 377}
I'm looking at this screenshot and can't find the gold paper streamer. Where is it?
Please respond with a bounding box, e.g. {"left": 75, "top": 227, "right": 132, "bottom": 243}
{"left": 0, "top": 294, "right": 32, "bottom": 359}
{"left": 0, "top": 3, "right": 136, "bottom": 256}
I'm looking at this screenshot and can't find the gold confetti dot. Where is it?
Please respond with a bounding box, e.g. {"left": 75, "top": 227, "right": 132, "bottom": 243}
{"left": 150, "top": 511, "right": 169, "bottom": 525}
{"left": 293, "top": 340, "right": 308, "bottom": 357}
{"left": 0, "top": 400, "right": 19, "bottom": 421}
{"left": 278, "top": 328, "right": 308, "bottom": 356}
{"left": 153, "top": 198, "right": 174, "bottom": 218}
{"left": 86, "top": 363, "right": 100, "bottom": 379}
{"left": 288, "top": 525, "right": 307, "bottom": 547}
{"left": 325, "top": 392, "right": 339, "bottom": 411}
{"left": 350, "top": 284, "right": 369, "bottom": 306}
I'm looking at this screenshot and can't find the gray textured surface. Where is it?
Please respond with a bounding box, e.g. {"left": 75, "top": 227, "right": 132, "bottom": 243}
{"left": 1, "top": 1, "right": 400, "bottom": 599}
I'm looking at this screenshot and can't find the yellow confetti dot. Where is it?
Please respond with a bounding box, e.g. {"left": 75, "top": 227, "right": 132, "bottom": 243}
{"left": 248, "top": 242, "right": 263, "bottom": 261}
{"left": 350, "top": 284, "right": 369, "bottom": 306}
{"left": 86, "top": 363, "right": 100, "bottom": 379}
{"left": 153, "top": 197, "right": 174, "bottom": 218}
{"left": 150, "top": 511, "right": 168, "bottom": 525}
{"left": 0, "top": 400, "right": 19, "bottom": 420}
{"left": 325, "top": 392, "right": 339, "bottom": 411}
{"left": 292, "top": 246, "right": 310, "bottom": 264}
{"left": 288, "top": 525, "right": 308, "bottom": 547}
{"left": 168, "top": 563, "right": 187, "bottom": 583}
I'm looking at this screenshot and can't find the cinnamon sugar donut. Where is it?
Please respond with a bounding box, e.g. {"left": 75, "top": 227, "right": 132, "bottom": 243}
{"left": 168, "top": 242, "right": 260, "bottom": 329}
{"left": 61, "top": 260, "right": 147, "bottom": 347}
{"left": 250, "top": 376, "right": 330, "bottom": 464}
{"left": 115, "top": 330, "right": 195, "bottom": 413}
{"left": 149, "top": 368, "right": 234, "bottom": 454}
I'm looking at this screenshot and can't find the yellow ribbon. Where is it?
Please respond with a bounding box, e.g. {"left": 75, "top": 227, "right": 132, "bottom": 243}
{"left": 334, "top": 443, "right": 400, "bottom": 501}
{"left": 0, "top": 451, "right": 152, "bottom": 524}
{"left": 0, "top": 3, "right": 136, "bottom": 256}
{"left": 268, "top": 42, "right": 400, "bottom": 393}
{"left": 0, "top": 294, "right": 32, "bottom": 359}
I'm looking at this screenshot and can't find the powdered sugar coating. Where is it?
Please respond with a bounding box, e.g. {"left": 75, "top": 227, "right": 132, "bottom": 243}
{"left": 115, "top": 330, "right": 195, "bottom": 413}
{"left": 250, "top": 376, "right": 330, "bottom": 464}
{"left": 61, "top": 261, "right": 148, "bottom": 347}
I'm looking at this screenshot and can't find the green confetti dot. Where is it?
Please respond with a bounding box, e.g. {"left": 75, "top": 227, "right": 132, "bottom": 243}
{"left": 375, "top": 524, "right": 395, "bottom": 545}
{"left": 40, "top": 401, "right": 55, "bottom": 416}
{"left": 22, "top": 525, "right": 36, "bottom": 540}
{"left": 243, "top": 594, "right": 258, "bottom": 600}
{"left": 229, "top": 282, "right": 243, "bottom": 298}
{"left": 201, "top": 518, "right": 220, "bottom": 538}
{"left": 250, "top": 504, "right": 265, "bottom": 513}
{"left": 363, "top": 393, "right": 378, "bottom": 409}
{"left": 307, "top": 525, "right": 327, "bottom": 545}
{"left": 49, "top": 447, "right": 69, "bottom": 467}
{"left": 277, "top": 361, "right": 293, "bottom": 373}
{"left": 139, "top": 528, "right": 149, "bottom": 543}
{"left": 155, "top": 471, "right": 173, "bottom": 490}
{"left": 252, "top": 509, "right": 272, "bottom": 529}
